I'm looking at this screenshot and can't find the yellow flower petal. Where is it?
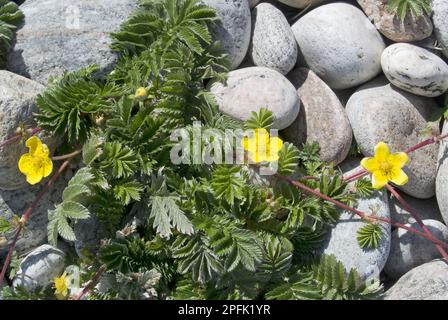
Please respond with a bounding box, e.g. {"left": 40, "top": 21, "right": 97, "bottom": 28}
{"left": 248, "top": 151, "right": 264, "bottom": 163}
{"left": 42, "top": 157, "right": 53, "bottom": 178}
{"left": 25, "top": 136, "right": 41, "bottom": 155}
{"left": 18, "top": 154, "right": 33, "bottom": 175}
{"left": 388, "top": 152, "right": 409, "bottom": 169}
{"left": 360, "top": 157, "right": 379, "bottom": 173}
{"left": 26, "top": 170, "right": 44, "bottom": 185}
{"left": 389, "top": 168, "right": 409, "bottom": 186}
{"left": 372, "top": 171, "right": 388, "bottom": 189}
{"left": 268, "top": 137, "right": 283, "bottom": 153}
{"left": 374, "top": 142, "right": 390, "bottom": 162}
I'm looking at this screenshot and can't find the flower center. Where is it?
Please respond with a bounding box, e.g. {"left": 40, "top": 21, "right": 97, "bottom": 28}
{"left": 379, "top": 161, "right": 392, "bottom": 175}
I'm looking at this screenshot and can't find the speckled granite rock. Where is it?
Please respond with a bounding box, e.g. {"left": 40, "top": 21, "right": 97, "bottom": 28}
{"left": 7, "top": 0, "right": 138, "bottom": 84}
{"left": 291, "top": 2, "right": 385, "bottom": 90}
{"left": 384, "top": 260, "right": 448, "bottom": 300}
{"left": 357, "top": 0, "right": 433, "bottom": 42}
{"left": 0, "top": 70, "right": 58, "bottom": 190}
{"left": 276, "top": 0, "right": 327, "bottom": 9}
{"left": 283, "top": 68, "right": 352, "bottom": 165}
{"left": 381, "top": 43, "right": 448, "bottom": 97}
{"left": 202, "top": 0, "right": 251, "bottom": 70}
{"left": 346, "top": 80, "right": 440, "bottom": 199}
{"left": 209, "top": 66, "right": 300, "bottom": 130}
{"left": 13, "top": 244, "right": 66, "bottom": 291}
{"left": 250, "top": 3, "right": 297, "bottom": 75}
{"left": 389, "top": 195, "right": 443, "bottom": 225}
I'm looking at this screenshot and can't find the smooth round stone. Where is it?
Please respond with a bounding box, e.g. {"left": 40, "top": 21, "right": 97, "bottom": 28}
{"left": 321, "top": 163, "right": 391, "bottom": 280}
{"left": 291, "top": 2, "right": 385, "bottom": 90}
{"left": 384, "top": 260, "right": 448, "bottom": 300}
{"left": 0, "top": 71, "right": 57, "bottom": 190}
{"left": 13, "top": 245, "right": 66, "bottom": 292}
{"left": 202, "top": 0, "right": 251, "bottom": 70}
{"left": 381, "top": 43, "right": 448, "bottom": 97}
{"left": 384, "top": 219, "right": 448, "bottom": 279}
{"left": 209, "top": 67, "right": 300, "bottom": 130}
{"left": 346, "top": 80, "right": 440, "bottom": 199}
{"left": 436, "top": 121, "right": 448, "bottom": 226}
{"left": 250, "top": 3, "right": 298, "bottom": 75}
{"left": 276, "top": 0, "right": 327, "bottom": 9}
{"left": 248, "top": 0, "right": 260, "bottom": 8}
{"left": 283, "top": 68, "right": 352, "bottom": 165}
{"left": 357, "top": 0, "right": 433, "bottom": 42}
{"left": 7, "top": 0, "right": 138, "bottom": 84}
{"left": 432, "top": 0, "right": 448, "bottom": 58}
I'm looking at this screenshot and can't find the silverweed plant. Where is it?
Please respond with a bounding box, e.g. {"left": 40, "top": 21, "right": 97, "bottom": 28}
{"left": 1, "top": 0, "right": 448, "bottom": 301}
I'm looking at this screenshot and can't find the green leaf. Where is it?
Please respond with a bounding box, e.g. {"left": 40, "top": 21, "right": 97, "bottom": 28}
{"left": 245, "top": 108, "right": 274, "bottom": 130}
{"left": 211, "top": 166, "right": 245, "bottom": 205}
{"left": 0, "top": 217, "right": 12, "bottom": 234}
{"left": 83, "top": 135, "right": 102, "bottom": 165}
{"left": 113, "top": 181, "right": 144, "bottom": 205}
{"left": 357, "top": 223, "right": 383, "bottom": 250}
{"left": 278, "top": 142, "right": 300, "bottom": 176}
{"left": 149, "top": 196, "right": 194, "bottom": 239}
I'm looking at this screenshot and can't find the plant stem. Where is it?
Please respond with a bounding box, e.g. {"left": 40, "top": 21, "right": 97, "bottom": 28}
{"left": 0, "top": 159, "right": 72, "bottom": 287}
{"left": 0, "top": 127, "right": 42, "bottom": 149}
{"left": 343, "top": 132, "right": 448, "bottom": 182}
{"left": 274, "top": 173, "right": 448, "bottom": 249}
{"left": 52, "top": 149, "right": 82, "bottom": 161}
{"left": 72, "top": 265, "right": 106, "bottom": 300}
{"left": 386, "top": 185, "right": 448, "bottom": 261}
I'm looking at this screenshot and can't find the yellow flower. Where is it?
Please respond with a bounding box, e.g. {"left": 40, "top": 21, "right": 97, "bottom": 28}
{"left": 241, "top": 128, "right": 283, "bottom": 163}
{"left": 53, "top": 272, "right": 69, "bottom": 300}
{"left": 135, "top": 87, "right": 148, "bottom": 99}
{"left": 361, "top": 142, "right": 409, "bottom": 190}
{"left": 18, "top": 136, "right": 53, "bottom": 185}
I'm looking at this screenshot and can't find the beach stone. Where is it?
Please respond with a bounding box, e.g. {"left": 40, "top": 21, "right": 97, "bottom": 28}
{"left": 346, "top": 80, "right": 440, "bottom": 199}
{"left": 13, "top": 244, "right": 66, "bottom": 292}
{"left": 276, "top": 0, "right": 327, "bottom": 9}
{"left": 384, "top": 260, "right": 448, "bottom": 300}
{"left": 209, "top": 66, "right": 300, "bottom": 130}
{"left": 202, "top": 0, "right": 251, "bottom": 70}
{"left": 7, "top": 0, "right": 138, "bottom": 84}
{"left": 0, "top": 70, "right": 57, "bottom": 190}
{"left": 283, "top": 68, "right": 352, "bottom": 165}
{"left": 250, "top": 3, "right": 298, "bottom": 75}
{"left": 431, "top": 0, "right": 448, "bottom": 58}
{"left": 291, "top": 2, "right": 385, "bottom": 90}
{"left": 390, "top": 195, "right": 443, "bottom": 225}
{"left": 384, "top": 219, "right": 448, "bottom": 279}
{"left": 436, "top": 121, "right": 448, "bottom": 226}
{"left": 381, "top": 43, "right": 448, "bottom": 97}
{"left": 357, "top": 0, "right": 433, "bottom": 42}
{"left": 321, "top": 163, "right": 391, "bottom": 280}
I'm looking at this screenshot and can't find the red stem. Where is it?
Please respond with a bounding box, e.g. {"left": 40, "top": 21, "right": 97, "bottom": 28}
{"left": 72, "top": 265, "right": 106, "bottom": 300}
{"left": 386, "top": 185, "right": 448, "bottom": 261}
{"left": 274, "top": 174, "right": 448, "bottom": 249}
{"left": 0, "top": 128, "right": 42, "bottom": 150}
{"left": 0, "top": 159, "right": 71, "bottom": 287}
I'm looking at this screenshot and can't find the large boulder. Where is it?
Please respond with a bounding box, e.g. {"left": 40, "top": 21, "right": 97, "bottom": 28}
{"left": 7, "top": 0, "right": 138, "bottom": 84}
{"left": 346, "top": 79, "right": 440, "bottom": 199}
{"left": 291, "top": 2, "right": 385, "bottom": 90}
{"left": 436, "top": 121, "right": 448, "bottom": 226}
{"left": 431, "top": 0, "right": 448, "bottom": 58}
{"left": 209, "top": 67, "right": 300, "bottom": 130}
